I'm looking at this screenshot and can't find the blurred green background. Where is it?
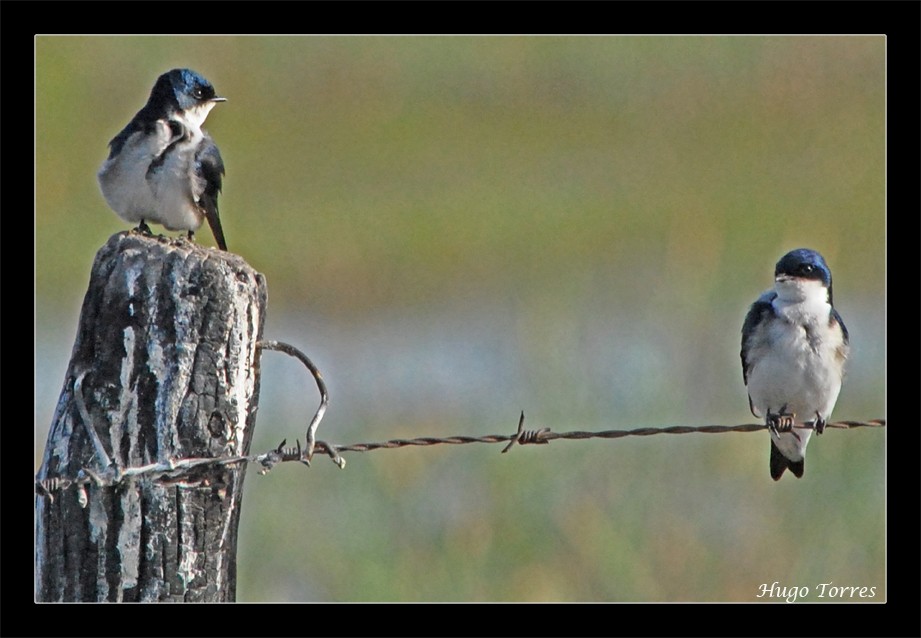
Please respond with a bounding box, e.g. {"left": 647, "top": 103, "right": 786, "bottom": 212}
{"left": 35, "top": 36, "right": 885, "bottom": 602}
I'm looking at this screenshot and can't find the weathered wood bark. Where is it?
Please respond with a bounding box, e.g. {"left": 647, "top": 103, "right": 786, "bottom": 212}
{"left": 35, "top": 231, "right": 267, "bottom": 602}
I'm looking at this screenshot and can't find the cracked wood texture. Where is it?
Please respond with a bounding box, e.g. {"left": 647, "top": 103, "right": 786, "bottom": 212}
{"left": 36, "top": 232, "right": 267, "bottom": 602}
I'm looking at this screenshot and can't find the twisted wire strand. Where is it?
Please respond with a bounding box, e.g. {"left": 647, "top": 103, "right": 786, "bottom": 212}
{"left": 316, "top": 418, "right": 885, "bottom": 456}
{"left": 35, "top": 417, "right": 885, "bottom": 495}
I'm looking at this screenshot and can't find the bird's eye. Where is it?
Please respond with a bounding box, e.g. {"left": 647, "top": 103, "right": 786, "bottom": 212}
{"left": 801, "top": 264, "right": 814, "bottom": 274}
{"left": 192, "top": 88, "right": 204, "bottom": 99}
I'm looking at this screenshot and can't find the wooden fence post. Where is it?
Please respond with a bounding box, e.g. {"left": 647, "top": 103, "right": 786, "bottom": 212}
{"left": 35, "top": 232, "right": 267, "bottom": 602}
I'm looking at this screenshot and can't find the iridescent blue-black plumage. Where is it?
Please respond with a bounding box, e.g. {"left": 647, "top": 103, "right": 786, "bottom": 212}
{"left": 98, "top": 68, "right": 228, "bottom": 251}
{"left": 740, "top": 248, "right": 849, "bottom": 480}
{"left": 195, "top": 137, "right": 227, "bottom": 251}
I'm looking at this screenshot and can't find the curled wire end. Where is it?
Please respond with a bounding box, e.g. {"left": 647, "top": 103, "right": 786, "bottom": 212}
{"left": 316, "top": 441, "right": 345, "bottom": 468}
{"left": 502, "top": 411, "right": 552, "bottom": 453}
{"left": 259, "top": 339, "right": 328, "bottom": 468}
{"left": 299, "top": 438, "right": 312, "bottom": 467}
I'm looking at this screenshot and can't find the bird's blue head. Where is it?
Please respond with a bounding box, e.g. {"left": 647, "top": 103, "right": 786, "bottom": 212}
{"left": 774, "top": 248, "right": 834, "bottom": 304}
{"left": 147, "top": 68, "right": 226, "bottom": 115}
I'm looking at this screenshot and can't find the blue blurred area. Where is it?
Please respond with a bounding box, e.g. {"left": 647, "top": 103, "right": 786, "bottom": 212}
{"left": 36, "top": 36, "right": 885, "bottom": 602}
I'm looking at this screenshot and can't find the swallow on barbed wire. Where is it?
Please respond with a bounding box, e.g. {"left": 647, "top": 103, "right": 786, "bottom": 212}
{"left": 97, "top": 68, "right": 228, "bottom": 250}
{"left": 741, "top": 248, "right": 849, "bottom": 480}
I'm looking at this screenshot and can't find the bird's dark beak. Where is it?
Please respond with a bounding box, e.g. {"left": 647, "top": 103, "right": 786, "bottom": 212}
{"left": 212, "top": 96, "right": 227, "bottom": 103}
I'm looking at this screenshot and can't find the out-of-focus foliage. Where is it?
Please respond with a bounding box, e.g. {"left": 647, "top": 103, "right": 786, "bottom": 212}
{"left": 36, "top": 36, "right": 884, "bottom": 602}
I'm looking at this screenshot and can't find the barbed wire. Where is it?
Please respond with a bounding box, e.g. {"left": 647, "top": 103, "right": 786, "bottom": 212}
{"left": 36, "top": 413, "right": 885, "bottom": 501}
{"left": 34, "top": 332, "right": 884, "bottom": 500}
{"left": 311, "top": 414, "right": 886, "bottom": 457}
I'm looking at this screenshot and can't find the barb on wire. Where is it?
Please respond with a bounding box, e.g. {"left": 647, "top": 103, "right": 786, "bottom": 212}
{"left": 502, "top": 410, "right": 551, "bottom": 453}
{"left": 257, "top": 339, "right": 328, "bottom": 464}
{"left": 256, "top": 437, "right": 299, "bottom": 473}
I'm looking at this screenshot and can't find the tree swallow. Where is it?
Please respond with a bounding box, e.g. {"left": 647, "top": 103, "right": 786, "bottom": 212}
{"left": 741, "top": 248, "right": 849, "bottom": 480}
{"left": 97, "top": 68, "right": 228, "bottom": 250}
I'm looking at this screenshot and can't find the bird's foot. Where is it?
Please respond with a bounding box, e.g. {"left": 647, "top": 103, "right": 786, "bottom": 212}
{"left": 766, "top": 404, "right": 800, "bottom": 441}
{"left": 135, "top": 220, "right": 153, "bottom": 236}
{"left": 813, "top": 412, "right": 827, "bottom": 435}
